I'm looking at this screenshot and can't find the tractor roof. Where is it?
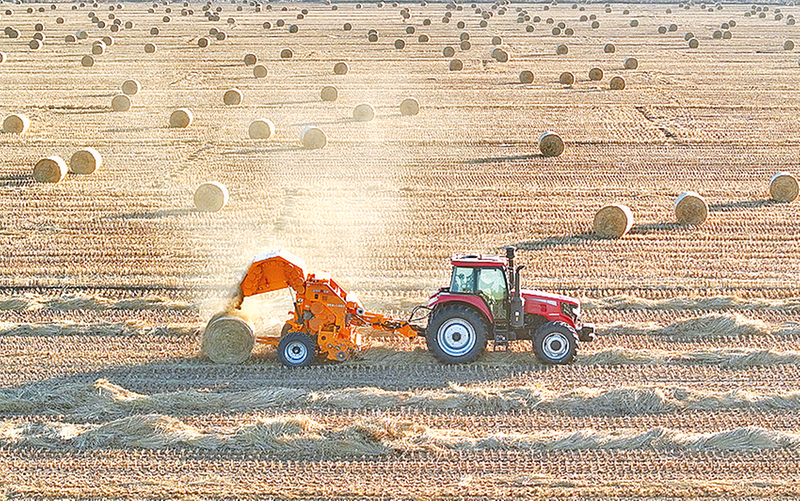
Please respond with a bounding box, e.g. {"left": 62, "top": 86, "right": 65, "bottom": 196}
{"left": 451, "top": 253, "right": 506, "bottom": 268}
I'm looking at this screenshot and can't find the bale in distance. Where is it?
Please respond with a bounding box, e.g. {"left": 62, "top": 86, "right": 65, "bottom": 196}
{"left": 688, "top": 38, "right": 699, "bottom": 49}
{"left": 394, "top": 39, "right": 405, "bottom": 49}
{"left": 111, "top": 94, "right": 131, "bottom": 111}
{"left": 603, "top": 43, "right": 615, "bottom": 53}
{"left": 32, "top": 156, "right": 68, "bottom": 183}
{"left": 491, "top": 47, "right": 509, "bottom": 62}
{"left": 244, "top": 53, "right": 257, "bottom": 65}
{"left": 121, "top": 79, "right": 140, "bottom": 95}
{"left": 400, "top": 97, "right": 419, "bottom": 116}
{"left": 29, "top": 39, "right": 42, "bottom": 50}
{"left": 353, "top": 103, "right": 376, "bottom": 122}
{"left": 674, "top": 191, "right": 708, "bottom": 225}
{"left": 538, "top": 131, "right": 564, "bottom": 157}
{"left": 769, "top": 172, "right": 799, "bottom": 202}
{"left": 198, "top": 36, "right": 210, "bottom": 47}
{"left": 320, "top": 86, "right": 338, "bottom": 102}
{"left": 248, "top": 118, "right": 275, "bottom": 139}
{"left": 658, "top": 25, "right": 667, "bottom": 34}
{"left": 449, "top": 58, "right": 463, "bottom": 71}
{"left": 443, "top": 46, "right": 455, "bottom": 57}
{"left": 194, "top": 181, "right": 229, "bottom": 212}
{"left": 559, "top": 71, "right": 575, "bottom": 85}
{"left": 785, "top": 40, "right": 795, "bottom": 51}
{"left": 301, "top": 126, "right": 327, "bottom": 149}
{"left": 253, "top": 65, "right": 268, "bottom": 78}
{"left": 76, "top": 29, "right": 89, "bottom": 40}
{"left": 69, "top": 147, "right": 102, "bottom": 174}
{"left": 609, "top": 75, "right": 625, "bottom": 90}
{"left": 519, "top": 70, "right": 534, "bottom": 83}
{"left": 594, "top": 204, "right": 633, "bottom": 238}
{"left": 170, "top": 108, "right": 193, "bottom": 128}
{"left": 624, "top": 57, "right": 638, "bottom": 69}
{"left": 556, "top": 43, "right": 568, "bottom": 55}
{"left": 144, "top": 43, "right": 157, "bottom": 53}
{"left": 91, "top": 41, "right": 105, "bottom": 55}
{"left": 223, "top": 88, "right": 243, "bottom": 106}
{"left": 81, "top": 55, "right": 94, "bottom": 67}
{"left": 333, "top": 61, "right": 349, "bottom": 75}
{"left": 280, "top": 48, "right": 293, "bottom": 59}
{"left": 3, "top": 113, "right": 29, "bottom": 134}
{"left": 589, "top": 67, "right": 604, "bottom": 81}
{"left": 201, "top": 314, "right": 254, "bottom": 364}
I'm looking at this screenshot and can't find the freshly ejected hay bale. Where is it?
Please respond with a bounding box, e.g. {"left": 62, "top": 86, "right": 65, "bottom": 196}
{"left": 32, "top": 156, "right": 68, "bottom": 183}
{"left": 556, "top": 43, "right": 568, "bottom": 55}
{"left": 244, "top": 53, "right": 257, "bottom": 65}
{"left": 169, "top": 108, "right": 193, "bottom": 128}
{"left": 674, "top": 191, "right": 708, "bottom": 225}
{"left": 223, "top": 88, "right": 243, "bottom": 106}
{"left": 3, "top": 113, "right": 29, "bottom": 134}
{"left": 609, "top": 75, "right": 625, "bottom": 90}
{"left": 769, "top": 172, "right": 799, "bottom": 202}
{"left": 519, "top": 70, "right": 533, "bottom": 83}
{"left": 538, "top": 131, "right": 564, "bottom": 157}
{"left": 603, "top": 43, "right": 615, "bottom": 53}
{"left": 253, "top": 64, "right": 268, "bottom": 78}
{"left": 559, "top": 71, "right": 575, "bottom": 85}
{"left": 144, "top": 43, "right": 156, "bottom": 53}
{"left": 593, "top": 204, "right": 633, "bottom": 238}
{"left": 81, "top": 55, "right": 94, "bottom": 67}
{"left": 333, "top": 61, "right": 348, "bottom": 75}
{"left": 624, "top": 57, "right": 638, "bottom": 69}
{"left": 69, "top": 147, "right": 102, "bottom": 174}
{"left": 589, "top": 67, "right": 603, "bottom": 81}
{"left": 248, "top": 118, "right": 274, "bottom": 139}
{"left": 353, "top": 103, "right": 376, "bottom": 122}
{"left": 300, "top": 126, "right": 327, "bottom": 149}
{"left": 111, "top": 94, "right": 130, "bottom": 111}
{"left": 194, "top": 181, "right": 229, "bottom": 212}
{"left": 201, "top": 314, "right": 254, "bottom": 364}
{"left": 449, "top": 58, "right": 463, "bottom": 71}
{"left": 400, "top": 97, "right": 419, "bottom": 116}
{"left": 121, "top": 79, "right": 140, "bottom": 95}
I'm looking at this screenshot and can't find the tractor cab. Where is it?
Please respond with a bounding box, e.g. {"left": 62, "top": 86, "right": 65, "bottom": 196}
{"left": 449, "top": 254, "right": 511, "bottom": 322}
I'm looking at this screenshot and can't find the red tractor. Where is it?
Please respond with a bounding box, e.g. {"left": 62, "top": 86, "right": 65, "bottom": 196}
{"left": 422, "top": 246, "right": 594, "bottom": 365}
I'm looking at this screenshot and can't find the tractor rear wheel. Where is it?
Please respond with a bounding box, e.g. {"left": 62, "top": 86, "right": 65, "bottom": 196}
{"left": 426, "top": 304, "right": 487, "bottom": 364}
{"left": 533, "top": 321, "right": 578, "bottom": 364}
{"left": 277, "top": 331, "right": 316, "bottom": 367}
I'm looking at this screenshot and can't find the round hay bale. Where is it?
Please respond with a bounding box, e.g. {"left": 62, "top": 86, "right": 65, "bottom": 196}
{"left": 556, "top": 43, "right": 568, "bottom": 55}
{"left": 223, "top": 88, "right": 243, "bottom": 106}
{"left": 77, "top": 29, "right": 89, "bottom": 40}
{"left": 280, "top": 48, "right": 293, "bottom": 59}
{"left": 519, "top": 70, "right": 534, "bottom": 83}
{"left": 674, "top": 191, "right": 708, "bottom": 225}
{"left": 32, "top": 156, "right": 68, "bottom": 183}
{"left": 400, "top": 97, "right": 419, "bottom": 116}
{"left": 248, "top": 118, "right": 274, "bottom": 139}
{"left": 538, "top": 131, "right": 564, "bottom": 157}
{"left": 688, "top": 38, "right": 699, "bottom": 49}
{"left": 491, "top": 35, "right": 502, "bottom": 45}
{"left": 460, "top": 40, "right": 471, "bottom": 50}
{"left": 559, "top": 71, "right": 575, "bottom": 85}
{"left": 28, "top": 39, "right": 41, "bottom": 50}
{"left": 684, "top": 32, "right": 694, "bottom": 41}
{"left": 216, "top": 32, "right": 227, "bottom": 41}
{"left": 333, "top": 61, "right": 349, "bottom": 75}
{"left": 449, "top": 58, "right": 463, "bottom": 71}
{"left": 288, "top": 24, "right": 298, "bottom": 33}
{"left": 102, "top": 35, "right": 113, "bottom": 46}
{"left": 609, "top": 75, "right": 625, "bottom": 90}
{"left": 3, "top": 113, "right": 29, "bottom": 134}
{"left": 353, "top": 102, "right": 375, "bottom": 122}
{"left": 418, "top": 34, "right": 429, "bottom": 42}
{"left": 722, "top": 30, "right": 731, "bottom": 39}
{"left": 33, "top": 32, "right": 44, "bottom": 41}
{"left": 603, "top": 43, "right": 615, "bottom": 53}
{"left": 343, "top": 22, "right": 351, "bottom": 30}
{"left": 69, "top": 147, "right": 102, "bottom": 174}
{"left": 593, "top": 204, "right": 633, "bottom": 238}
{"left": 65, "top": 34, "right": 76, "bottom": 42}
{"left": 144, "top": 43, "right": 157, "bottom": 53}
{"left": 150, "top": 27, "right": 159, "bottom": 35}
{"left": 624, "top": 57, "right": 638, "bottom": 69}
{"left": 658, "top": 25, "right": 667, "bottom": 34}
{"left": 769, "top": 172, "right": 799, "bottom": 202}
{"left": 111, "top": 94, "right": 130, "bottom": 112}
{"left": 394, "top": 39, "right": 405, "bottom": 49}
{"left": 121, "top": 79, "right": 140, "bottom": 95}
{"left": 551, "top": 27, "right": 561, "bottom": 35}
{"left": 301, "top": 126, "right": 327, "bottom": 149}
{"left": 170, "top": 108, "right": 193, "bottom": 128}
{"left": 368, "top": 32, "right": 378, "bottom": 42}
{"left": 712, "top": 30, "right": 722, "bottom": 39}
{"left": 198, "top": 36, "right": 210, "bottom": 47}
{"left": 91, "top": 42, "right": 105, "bottom": 54}
{"left": 591, "top": 20, "right": 600, "bottom": 29}
{"left": 491, "top": 47, "right": 509, "bottom": 62}
{"left": 194, "top": 181, "right": 229, "bottom": 212}
{"left": 785, "top": 40, "right": 795, "bottom": 50}
{"left": 629, "top": 19, "right": 638, "bottom": 27}
{"left": 588, "top": 67, "right": 603, "bottom": 81}
{"left": 320, "top": 86, "right": 338, "bottom": 102}
{"left": 668, "top": 23, "right": 678, "bottom": 32}
{"left": 201, "top": 314, "right": 254, "bottom": 364}
{"left": 253, "top": 64, "right": 268, "bottom": 78}
{"left": 443, "top": 46, "right": 455, "bottom": 57}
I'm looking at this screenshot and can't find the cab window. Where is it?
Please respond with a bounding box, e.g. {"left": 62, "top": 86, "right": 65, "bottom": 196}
{"left": 477, "top": 268, "right": 507, "bottom": 301}
{"left": 451, "top": 267, "right": 475, "bottom": 293}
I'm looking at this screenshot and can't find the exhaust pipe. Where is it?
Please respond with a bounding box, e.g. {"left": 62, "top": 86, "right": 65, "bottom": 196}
{"left": 505, "top": 246, "right": 525, "bottom": 328}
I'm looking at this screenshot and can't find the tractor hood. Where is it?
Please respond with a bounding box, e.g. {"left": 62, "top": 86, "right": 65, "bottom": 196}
{"left": 520, "top": 289, "right": 579, "bottom": 306}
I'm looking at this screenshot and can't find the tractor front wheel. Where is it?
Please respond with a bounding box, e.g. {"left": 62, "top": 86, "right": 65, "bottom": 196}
{"left": 533, "top": 321, "right": 578, "bottom": 365}
{"left": 277, "top": 331, "right": 316, "bottom": 367}
{"left": 426, "top": 304, "right": 488, "bottom": 364}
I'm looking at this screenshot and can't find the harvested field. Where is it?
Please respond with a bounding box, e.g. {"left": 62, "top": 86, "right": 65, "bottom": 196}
{"left": 1, "top": 0, "right": 799, "bottom": 498}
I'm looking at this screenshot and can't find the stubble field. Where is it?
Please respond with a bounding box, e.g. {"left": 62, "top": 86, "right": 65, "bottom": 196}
{"left": 1, "top": 0, "right": 800, "bottom": 498}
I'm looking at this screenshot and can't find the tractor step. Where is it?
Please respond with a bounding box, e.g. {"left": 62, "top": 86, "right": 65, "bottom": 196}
{"left": 492, "top": 330, "right": 511, "bottom": 351}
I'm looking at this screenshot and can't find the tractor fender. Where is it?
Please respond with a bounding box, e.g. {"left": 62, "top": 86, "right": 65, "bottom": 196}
{"left": 428, "top": 294, "right": 493, "bottom": 324}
